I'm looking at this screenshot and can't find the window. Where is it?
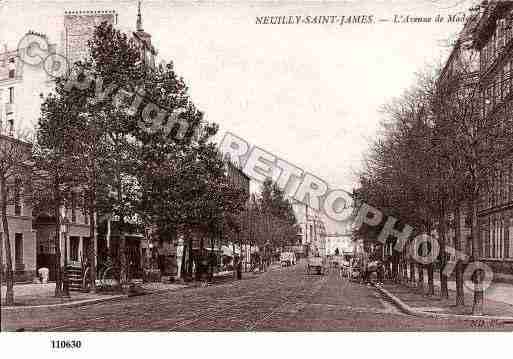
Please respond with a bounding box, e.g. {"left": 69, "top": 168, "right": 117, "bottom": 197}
{"left": 8, "top": 119, "right": 13, "bottom": 136}
{"left": 509, "top": 61, "right": 513, "bottom": 94}
{"left": 8, "top": 58, "right": 15, "bottom": 78}
{"left": 501, "top": 219, "right": 505, "bottom": 258}
{"left": 15, "top": 233, "right": 23, "bottom": 266}
{"left": 14, "top": 178, "right": 21, "bottom": 216}
{"left": 82, "top": 192, "right": 89, "bottom": 225}
{"left": 500, "top": 70, "right": 505, "bottom": 100}
{"left": 509, "top": 219, "right": 513, "bottom": 258}
{"left": 71, "top": 192, "right": 76, "bottom": 223}
{"left": 485, "top": 219, "right": 491, "bottom": 258}
{"left": 510, "top": 163, "right": 513, "bottom": 201}
{"left": 506, "top": 165, "right": 510, "bottom": 202}
{"left": 491, "top": 218, "right": 496, "bottom": 258}
{"left": 506, "top": 63, "right": 511, "bottom": 98}
{"left": 8, "top": 87, "right": 14, "bottom": 104}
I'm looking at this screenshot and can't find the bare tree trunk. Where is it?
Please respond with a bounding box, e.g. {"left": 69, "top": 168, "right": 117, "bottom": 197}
{"left": 471, "top": 196, "right": 484, "bottom": 315}
{"left": 88, "top": 204, "right": 97, "bottom": 293}
{"left": 426, "top": 224, "right": 435, "bottom": 296}
{"left": 196, "top": 235, "right": 204, "bottom": 281}
{"left": 1, "top": 177, "right": 14, "bottom": 305}
{"left": 427, "top": 263, "right": 435, "bottom": 296}
{"left": 392, "top": 250, "right": 399, "bottom": 282}
{"left": 238, "top": 232, "right": 243, "bottom": 279}
{"left": 409, "top": 260, "right": 416, "bottom": 285}
{"left": 118, "top": 219, "right": 128, "bottom": 287}
{"left": 397, "top": 252, "right": 403, "bottom": 282}
{"left": 0, "top": 231, "right": 3, "bottom": 286}
{"left": 417, "top": 263, "right": 424, "bottom": 294}
{"left": 232, "top": 241, "right": 236, "bottom": 278}
{"left": 209, "top": 231, "right": 215, "bottom": 282}
{"left": 187, "top": 232, "right": 193, "bottom": 279}
{"left": 54, "top": 199, "right": 62, "bottom": 297}
{"left": 402, "top": 251, "right": 408, "bottom": 283}
{"left": 438, "top": 210, "right": 449, "bottom": 298}
{"left": 454, "top": 204, "right": 465, "bottom": 307}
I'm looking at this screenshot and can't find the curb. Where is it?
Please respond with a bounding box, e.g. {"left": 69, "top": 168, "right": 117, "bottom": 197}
{"left": 376, "top": 285, "right": 513, "bottom": 323}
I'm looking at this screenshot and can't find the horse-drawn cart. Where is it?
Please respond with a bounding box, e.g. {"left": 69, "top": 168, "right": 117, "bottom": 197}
{"left": 307, "top": 256, "right": 327, "bottom": 275}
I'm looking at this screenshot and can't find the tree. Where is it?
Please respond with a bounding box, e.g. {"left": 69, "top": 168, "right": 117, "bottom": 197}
{"left": 258, "top": 178, "right": 298, "bottom": 250}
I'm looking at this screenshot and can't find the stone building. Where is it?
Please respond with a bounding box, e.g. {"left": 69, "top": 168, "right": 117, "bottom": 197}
{"left": 62, "top": 10, "right": 117, "bottom": 67}
{"left": 471, "top": 1, "right": 513, "bottom": 276}
{"left": 0, "top": 134, "right": 37, "bottom": 282}
{"left": 435, "top": 1, "right": 513, "bottom": 277}
{"left": 292, "top": 201, "right": 327, "bottom": 257}
{"left": 437, "top": 13, "right": 480, "bottom": 259}
{"left": 1, "top": 4, "right": 155, "bottom": 284}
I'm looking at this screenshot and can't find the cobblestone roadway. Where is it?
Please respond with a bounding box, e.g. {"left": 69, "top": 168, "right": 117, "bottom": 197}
{"left": 2, "top": 262, "right": 512, "bottom": 331}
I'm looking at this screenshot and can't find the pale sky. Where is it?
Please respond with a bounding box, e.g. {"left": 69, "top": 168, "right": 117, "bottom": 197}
{"left": 0, "top": 0, "right": 477, "bottom": 232}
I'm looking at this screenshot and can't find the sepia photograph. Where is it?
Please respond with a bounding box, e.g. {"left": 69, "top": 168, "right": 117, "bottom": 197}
{"left": 1, "top": 0, "right": 513, "bottom": 352}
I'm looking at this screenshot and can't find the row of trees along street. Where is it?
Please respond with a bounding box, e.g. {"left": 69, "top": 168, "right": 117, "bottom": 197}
{"left": 0, "top": 22, "right": 299, "bottom": 305}
{"left": 354, "top": 41, "right": 513, "bottom": 315}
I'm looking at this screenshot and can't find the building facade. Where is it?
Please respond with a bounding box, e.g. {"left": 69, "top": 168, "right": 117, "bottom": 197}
{"left": 0, "top": 134, "right": 37, "bottom": 282}
{"left": 292, "top": 201, "right": 327, "bottom": 256}
{"left": 435, "top": 9, "right": 480, "bottom": 262}
{"left": 472, "top": 1, "right": 513, "bottom": 275}
{"left": 1, "top": 4, "right": 156, "bottom": 284}
{"left": 0, "top": 33, "right": 57, "bottom": 135}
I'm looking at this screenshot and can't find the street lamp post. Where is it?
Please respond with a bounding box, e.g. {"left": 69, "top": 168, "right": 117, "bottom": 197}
{"left": 62, "top": 217, "right": 70, "bottom": 298}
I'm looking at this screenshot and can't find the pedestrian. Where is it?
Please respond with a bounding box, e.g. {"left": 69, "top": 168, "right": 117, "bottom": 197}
{"left": 362, "top": 251, "right": 370, "bottom": 285}
{"left": 377, "top": 259, "right": 384, "bottom": 286}
{"left": 236, "top": 256, "right": 243, "bottom": 280}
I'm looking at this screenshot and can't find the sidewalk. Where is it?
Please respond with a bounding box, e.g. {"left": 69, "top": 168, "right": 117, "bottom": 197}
{"left": 1, "top": 265, "right": 276, "bottom": 310}
{"left": 377, "top": 275, "right": 513, "bottom": 321}
{"left": 1, "top": 281, "right": 186, "bottom": 309}
{"left": 1, "top": 283, "right": 123, "bottom": 308}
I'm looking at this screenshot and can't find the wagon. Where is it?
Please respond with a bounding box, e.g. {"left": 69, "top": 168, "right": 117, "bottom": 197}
{"left": 307, "top": 256, "right": 327, "bottom": 275}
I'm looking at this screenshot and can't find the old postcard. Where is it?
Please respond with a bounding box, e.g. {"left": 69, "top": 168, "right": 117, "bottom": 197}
{"left": 1, "top": 0, "right": 513, "bottom": 351}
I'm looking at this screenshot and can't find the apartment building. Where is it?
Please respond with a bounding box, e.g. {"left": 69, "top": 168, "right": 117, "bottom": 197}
{"left": 0, "top": 134, "right": 37, "bottom": 282}
{"left": 472, "top": 1, "right": 513, "bottom": 275}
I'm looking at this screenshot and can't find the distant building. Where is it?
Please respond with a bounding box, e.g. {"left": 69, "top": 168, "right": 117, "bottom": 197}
{"left": 62, "top": 10, "right": 117, "bottom": 67}
{"left": 0, "top": 34, "right": 56, "bottom": 135}
{"left": 292, "top": 201, "right": 327, "bottom": 256}
{"left": 324, "top": 233, "right": 353, "bottom": 256}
